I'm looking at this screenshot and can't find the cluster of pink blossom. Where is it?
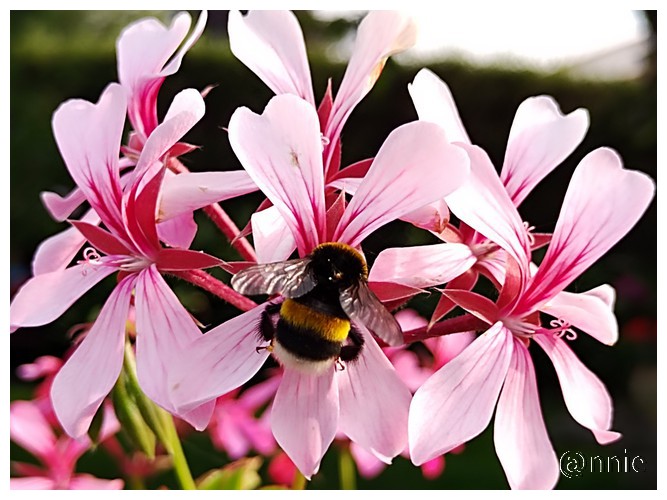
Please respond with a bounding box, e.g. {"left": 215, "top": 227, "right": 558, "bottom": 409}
{"left": 10, "top": 10, "right": 655, "bottom": 490}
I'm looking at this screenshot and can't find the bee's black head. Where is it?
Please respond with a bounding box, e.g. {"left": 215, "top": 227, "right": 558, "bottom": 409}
{"left": 309, "top": 242, "right": 368, "bottom": 289}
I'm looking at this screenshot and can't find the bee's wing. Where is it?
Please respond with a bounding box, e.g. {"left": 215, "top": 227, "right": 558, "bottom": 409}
{"left": 340, "top": 281, "right": 404, "bottom": 346}
{"left": 231, "top": 258, "right": 316, "bottom": 298}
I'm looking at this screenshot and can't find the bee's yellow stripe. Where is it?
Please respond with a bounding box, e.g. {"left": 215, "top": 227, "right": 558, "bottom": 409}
{"left": 280, "top": 299, "right": 350, "bottom": 342}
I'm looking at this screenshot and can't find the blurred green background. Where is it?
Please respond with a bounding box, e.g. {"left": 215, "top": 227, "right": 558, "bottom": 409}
{"left": 10, "top": 10, "right": 656, "bottom": 489}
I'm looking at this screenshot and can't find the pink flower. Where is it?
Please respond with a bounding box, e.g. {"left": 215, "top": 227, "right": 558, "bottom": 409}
{"left": 369, "top": 69, "right": 590, "bottom": 319}
{"left": 228, "top": 10, "right": 416, "bottom": 178}
{"left": 40, "top": 11, "right": 207, "bottom": 223}
{"left": 10, "top": 83, "right": 221, "bottom": 437}
{"left": 168, "top": 93, "right": 470, "bottom": 478}
{"left": 117, "top": 11, "right": 207, "bottom": 151}
{"left": 35, "top": 10, "right": 256, "bottom": 272}
{"left": 208, "top": 374, "right": 281, "bottom": 460}
{"left": 10, "top": 399, "right": 123, "bottom": 490}
{"left": 228, "top": 10, "right": 418, "bottom": 263}
{"left": 409, "top": 148, "right": 655, "bottom": 489}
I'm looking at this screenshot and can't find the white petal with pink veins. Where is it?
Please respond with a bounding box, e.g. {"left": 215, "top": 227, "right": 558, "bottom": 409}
{"left": 52, "top": 84, "right": 127, "bottom": 234}
{"left": 10, "top": 263, "right": 116, "bottom": 331}
{"left": 502, "top": 96, "right": 589, "bottom": 207}
{"left": 337, "top": 334, "right": 411, "bottom": 462}
{"left": 133, "top": 89, "right": 205, "bottom": 179}
{"left": 160, "top": 171, "right": 258, "bottom": 221}
{"left": 327, "top": 11, "right": 417, "bottom": 146}
{"left": 409, "top": 322, "right": 512, "bottom": 465}
{"left": 228, "top": 10, "right": 314, "bottom": 105}
{"left": 534, "top": 334, "right": 621, "bottom": 444}
{"left": 522, "top": 148, "right": 655, "bottom": 312}
{"left": 494, "top": 339, "right": 559, "bottom": 490}
{"left": 251, "top": 206, "right": 297, "bottom": 264}
{"left": 170, "top": 305, "right": 270, "bottom": 413}
{"left": 408, "top": 68, "right": 471, "bottom": 144}
{"left": 334, "top": 121, "right": 469, "bottom": 248}
{"left": 229, "top": 95, "right": 326, "bottom": 254}
{"left": 41, "top": 186, "right": 87, "bottom": 222}
{"left": 271, "top": 368, "right": 339, "bottom": 479}
{"left": 445, "top": 143, "right": 531, "bottom": 277}
{"left": 51, "top": 276, "right": 134, "bottom": 438}
{"left": 134, "top": 267, "right": 215, "bottom": 429}
{"left": 541, "top": 285, "right": 618, "bottom": 345}
{"left": 369, "top": 242, "right": 476, "bottom": 291}
{"left": 32, "top": 209, "right": 100, "bottom": 275}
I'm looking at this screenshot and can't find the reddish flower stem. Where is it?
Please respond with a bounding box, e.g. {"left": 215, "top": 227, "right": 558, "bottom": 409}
{"left": 202, "top": 205, "right": 257, "bottom": 262}
{"left": 403, "top": 314, "right": 489, "bottom": 344}
{"left": 167, "top": 158, "right": 257, "bottom": 262}
{"left": 171, "top": 269, "right": 258, "bottom": 312}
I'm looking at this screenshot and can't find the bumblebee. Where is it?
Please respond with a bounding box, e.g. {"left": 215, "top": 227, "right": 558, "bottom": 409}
{"left": 231, "top": 242, "right": 403, "bottom": 373}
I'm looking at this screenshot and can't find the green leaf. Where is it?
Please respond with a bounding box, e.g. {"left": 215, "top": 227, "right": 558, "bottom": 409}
{"left": 197, "top": 457, "right": 263, "bottom": 490}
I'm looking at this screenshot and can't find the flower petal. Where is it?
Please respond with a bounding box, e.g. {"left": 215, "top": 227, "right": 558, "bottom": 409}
{"left": 494, "top": 339, "right": 559, "bottom": 490}
{"left": 10, "top": 401, "right": 56, "bottom": 459}
{"left": 251, "top": 206, "right": 297, "bottom": 264}
{"left": 10, "top": 263, "right": 116, "bottom": 331}
{"left": 32, "top": 210, "right": 100, "bottom": 275}
{"left": 540, "top": 285, "right": 618, "bottom": 345}
{"left": 271, "top": 368, "right": 339, "bottom": 479}
{"left": 228, "top": 10, "right": 314, "bottom": 105}
{"left": 229, "top": 95, "right": 326, "bottom": 254}
{"left": 170, "top": 305, "right": 270, "bottom": 413}
{"left": 349, "top": 442, "right": 386, "bottom": 479}
{"left": 10, "top": 478, "right": 56, "bottom": 490}
{"left": 133, "top": 89, "right": 205, "bottom": 179}
{"left": 334, "top": 121, "right": 470, "bottom": 248}
{"left": 52, "top": 83, "right": 127, "bottom": 236}
{"left": 157, "top": 212, "right": 197, "bottom": 249}
{"left": 501, "top": 96, "right": 589, "bottom": 206}
{"left": 369, "top": 243, "right": 476, "bottom": 295}
{"left": 41, "top": 187, "right": 87, "bottom": 222}
{"left": 134, "top": 266, "right": 214, "bottom": 429}
{"left": 445, "top": 143, "right": 531, "bottom": 276}
{"left": 159, "top": 11, "right": 208, "bottom": 78}
{"left": 337, "top": 334, "right": 411, "bottom": 462}
{"left": 159, "top": 170, "right": 258, "bottom": 221}
{"left": 401, "top": 199, "right": 451, "bottom": 234}
{"left": 51, "top": 276, "right": 134, "bottom": 438}
{"left": 409, "top": 322, "right": 512, "bottom": 465}
{"left": 69, "top": 476, "right": 125, "bottom": 490}
{"left": 522, "top": 148, "right": 655, "bottom": 312}
{"left": 408, "top": 68, "right": 471, "bottom": 144}
{"left": 327, "top": 11, "right": 417, "bottom": 158}
{"left": 534, "top": 334, "right": 621, "bottom": 444}
{"left": 117, "top": 11, "right": 206, "bottom": 138}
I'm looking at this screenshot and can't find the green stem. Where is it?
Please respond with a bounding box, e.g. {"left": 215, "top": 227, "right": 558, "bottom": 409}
{"left": 122, "top": 342, "right": 196, "bottom": 490}
{"left": 338, "top": 448, "right": 357, "bottom": 490}
{"left": 159, "top": 410, "right": 197, "bottom": 490}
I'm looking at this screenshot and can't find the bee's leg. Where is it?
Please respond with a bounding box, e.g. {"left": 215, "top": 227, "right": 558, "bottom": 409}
{"left": 339, "top": 325, "right": 365, "bottom": 363}
{"left": 256, "top": 302, "right": 280, "bottom": 352}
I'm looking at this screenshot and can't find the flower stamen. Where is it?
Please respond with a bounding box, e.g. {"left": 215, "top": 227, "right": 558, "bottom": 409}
{"left": 77, "top": 247, "right": 102, "bottom": 275}
{"left": 523, "top": 221, "right": 536, "bottom": 246}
